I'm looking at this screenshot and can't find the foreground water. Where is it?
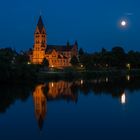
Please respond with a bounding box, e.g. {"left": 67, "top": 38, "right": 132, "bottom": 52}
{"left": 0, "top": 76, "right": 140, "bottom": 140}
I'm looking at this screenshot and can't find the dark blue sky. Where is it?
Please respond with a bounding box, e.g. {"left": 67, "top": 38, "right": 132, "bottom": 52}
{"left": 0, "top": 0, "right": 139, "bottom": 52}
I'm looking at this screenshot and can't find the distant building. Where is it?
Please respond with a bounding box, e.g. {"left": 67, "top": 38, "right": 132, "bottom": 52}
{"left": 30, "top": 16, "right": 78, "bottom": 68}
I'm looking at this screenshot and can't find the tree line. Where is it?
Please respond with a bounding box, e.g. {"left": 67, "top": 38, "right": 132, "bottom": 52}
{"left": 77, "top": 46, "right": 140, "bottom": 70}
{"left": 0, "top": 48, "right": 37, "bottom": 83}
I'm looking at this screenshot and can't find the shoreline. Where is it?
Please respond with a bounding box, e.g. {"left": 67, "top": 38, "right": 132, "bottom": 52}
{"left": 37, "top": 69, "right": 140, "bottom": 81}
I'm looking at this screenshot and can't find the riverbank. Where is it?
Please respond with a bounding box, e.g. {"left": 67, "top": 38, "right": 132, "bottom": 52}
{"left": 37, "top": 69, "right": 140, "bottom": 81}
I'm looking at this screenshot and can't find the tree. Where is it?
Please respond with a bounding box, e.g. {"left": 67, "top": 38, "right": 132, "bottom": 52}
{"left": 0, "top": 48, "right": 17, "bottom": 65}
{"left": 16, "top": 52, "right": 29, "bottom": 65}
{"left": 127, "top": 51, "right": 140, "bottom": 68}
{"left": 70, "top": 56, "right": 79, "bottom": 66}
{"left": 111, "top": 46, "right": 126, "bottom": 68}
{"left": 101, "top": 48, "right": 107, "bottom": 54}
{"left": 79, "top": 48, "right": 84, "bottom": 56}
{"left": 42, "top": 58, "right": 49, "bottom": 68}
{"left": 112, "top": 46, "right": 125, "bottom": 55}
{"left": 67, "top": 41, "right": 70, "bottom": 47}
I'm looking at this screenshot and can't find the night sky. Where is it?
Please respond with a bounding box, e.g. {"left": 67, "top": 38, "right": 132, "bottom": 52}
{"left": 0, "top": 0, "right": 139, "bottom": 52}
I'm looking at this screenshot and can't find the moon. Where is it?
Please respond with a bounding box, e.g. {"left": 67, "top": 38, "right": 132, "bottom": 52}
{"left": 121, "top": 20, "right": 127, "bottom": 27}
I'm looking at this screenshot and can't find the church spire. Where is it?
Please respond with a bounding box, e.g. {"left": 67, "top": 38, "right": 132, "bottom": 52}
{"left": 37, "top": 16, "right": 44, "bottom": 32}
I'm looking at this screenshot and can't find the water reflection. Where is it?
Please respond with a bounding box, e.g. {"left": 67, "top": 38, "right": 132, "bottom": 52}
{"left": 0, "top": 85, "right": 33, "bottom": 113}
{"left": 47, "top": 81, "right": 77, "bottom": 101}
{"left": 126, "top": 75, "right": 130, "bottom": 81}
{"left": 32, "top": 77, "right": 140, "bottom": 129}
{"left": 121, "top": 92, "right": 126, "bottom": 104}
{"left": 33, "top": 84, "right": 47, "bottom": 130}
{"left": 1, "top": 76, "right": 140, "bottom": 130}
{"left": 80, "top": 80, "right": 84, "bottom": 85}
{"left": 106, "top": 77, "right": 109, "bottom": 83}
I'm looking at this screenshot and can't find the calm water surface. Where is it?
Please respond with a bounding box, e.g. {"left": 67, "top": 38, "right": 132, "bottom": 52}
{"left": 0, "top": 76, "right": 140, "bottom": 140}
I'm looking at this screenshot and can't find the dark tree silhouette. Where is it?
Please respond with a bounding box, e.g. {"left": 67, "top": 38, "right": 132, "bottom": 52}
{"left": 111, "top": 46, "right": 126, "bottom": 68}
{"left": 70, "top": 56, "right": 79, "bottom": 66}
{"left": 79, "top": 48, "right": 84, "bottom": 56}
{"left": 42, "top": 58, "right": 49, "bottom": 68}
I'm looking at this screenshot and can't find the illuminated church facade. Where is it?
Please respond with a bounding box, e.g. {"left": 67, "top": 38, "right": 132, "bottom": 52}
{"left": 30, "top": 16, "right": 78, "bottom": 68}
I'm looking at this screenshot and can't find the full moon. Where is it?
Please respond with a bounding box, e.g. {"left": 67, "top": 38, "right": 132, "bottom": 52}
{"left": 121, "top": 20, "right": 127, "bottom": 27}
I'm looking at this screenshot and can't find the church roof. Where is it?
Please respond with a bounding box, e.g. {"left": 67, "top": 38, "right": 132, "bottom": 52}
{"left": 46, "top": 45, "right": 73, "bottom": 52}
{"left": 58, "top": 54, "right": 68, "bottom": 59}
{"left": 37, "top": 16, "right": 44, "bottom": 32}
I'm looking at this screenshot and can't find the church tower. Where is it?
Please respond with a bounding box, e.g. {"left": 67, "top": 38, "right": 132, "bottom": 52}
{"left": 32, "top": 16, "right": 47, "bottom": 64}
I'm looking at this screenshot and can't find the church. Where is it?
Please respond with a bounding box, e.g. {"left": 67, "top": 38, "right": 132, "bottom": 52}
{"left": 30, "top": 16, "right": 78, "bottom": 68}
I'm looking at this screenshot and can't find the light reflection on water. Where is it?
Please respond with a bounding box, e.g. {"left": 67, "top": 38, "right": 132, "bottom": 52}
{"left": 121, "top": 92, "right": 126, "bottom": 104}
{"left": 126, "top": 75, "right": 130, "bottom": 81}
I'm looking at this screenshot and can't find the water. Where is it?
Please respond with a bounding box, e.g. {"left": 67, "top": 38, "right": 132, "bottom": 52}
{"left": 0, "top": 76, "right": 140, "bottom": 140}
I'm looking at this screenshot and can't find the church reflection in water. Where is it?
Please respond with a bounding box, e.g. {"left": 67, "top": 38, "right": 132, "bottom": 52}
{"left": 32, "top": 78, "right": 128, "bottom": 130}
{"left": 33, "top": 84, "right": 47, "bottom": 130}
{"left": 32, "top": 81, "right": 79, "bottom": 130}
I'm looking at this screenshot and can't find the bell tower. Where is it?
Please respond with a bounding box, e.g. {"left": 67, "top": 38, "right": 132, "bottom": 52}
{"left": 32, "top": 16, "right": 47, "bottom": 64}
